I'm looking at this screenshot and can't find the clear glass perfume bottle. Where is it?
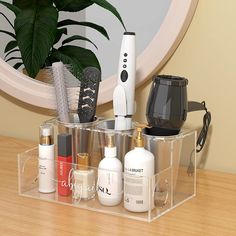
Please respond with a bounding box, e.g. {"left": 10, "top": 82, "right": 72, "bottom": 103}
{"left": 73, "top": 153, "right": 95, "bottom": 201}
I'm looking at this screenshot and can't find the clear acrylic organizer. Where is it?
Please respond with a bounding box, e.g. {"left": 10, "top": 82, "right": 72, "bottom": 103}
{"left": 18, "top": 118, "right": 196, "bottom": 222}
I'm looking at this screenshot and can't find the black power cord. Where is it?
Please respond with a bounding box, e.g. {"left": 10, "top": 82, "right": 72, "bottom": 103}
{"left": 196, "top": 102, "right": 211, "bottom": 152}
{"left": 188, "top": 101, "right": 212, "bottom": 152}
{"left": 187, "top": 101, "right": 211, "bottom": 176}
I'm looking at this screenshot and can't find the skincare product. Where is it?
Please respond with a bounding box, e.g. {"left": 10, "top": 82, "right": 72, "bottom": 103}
{"left": 97, "top": 135, "right": 122, "bottom": 206}
{"left": 38, "top": 123, "right": 55, "bottom": 193}
{"left": 124, "top": 124, "right": 154, "bottom": 212}
{"left": 73, "top": 153, "right": 95, "bottom": 200}
{"left": 57, "top": 133, "right": 72, "bottom": 196}
{"left": 113, "top": 32, "right": 136, "bottom": 131}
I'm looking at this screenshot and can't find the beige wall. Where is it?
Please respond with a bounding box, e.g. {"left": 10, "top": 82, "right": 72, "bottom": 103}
{"left": 1, "top": 0, "right": 236, "bottom": 173}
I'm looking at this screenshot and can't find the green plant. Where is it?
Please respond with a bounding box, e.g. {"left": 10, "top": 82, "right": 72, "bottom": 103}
{"left": 0, "top": 0, "right": 125, "bottom": 79}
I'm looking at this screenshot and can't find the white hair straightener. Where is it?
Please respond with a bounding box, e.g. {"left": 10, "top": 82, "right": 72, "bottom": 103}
{"left": 113, "top": 32, "right": 136, "bottom": 131}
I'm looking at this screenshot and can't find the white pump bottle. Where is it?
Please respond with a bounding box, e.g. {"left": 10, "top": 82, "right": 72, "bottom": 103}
{"left": 124, "top": 124, "right": 154, "bottom": 212}
{"left": 97, "top": 135, "right": 123, "bottom": 206}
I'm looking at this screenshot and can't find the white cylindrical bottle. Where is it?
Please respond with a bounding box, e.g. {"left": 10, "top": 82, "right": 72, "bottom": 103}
{"left": 97, "top": 135, "right": 123, "bottom": 206}
{"left": 124, "top": 125, "right": 154, "bottom": 212}
{"left": 38, "top": 124, "right": 55, "bottom": 193}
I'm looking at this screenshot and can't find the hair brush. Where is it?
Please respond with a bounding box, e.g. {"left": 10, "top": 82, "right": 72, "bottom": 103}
{"left": 77, "top": 67, "right": 101, "bottom": 123}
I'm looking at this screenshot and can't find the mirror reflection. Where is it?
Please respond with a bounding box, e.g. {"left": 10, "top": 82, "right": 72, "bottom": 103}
{"left": 0, "top": 0, "right": 171, "bottom": 81}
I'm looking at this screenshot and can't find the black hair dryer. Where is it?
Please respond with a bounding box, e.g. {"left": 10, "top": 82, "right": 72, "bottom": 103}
{"left": 146, "top": 75, "right": 211, "bottom": 152}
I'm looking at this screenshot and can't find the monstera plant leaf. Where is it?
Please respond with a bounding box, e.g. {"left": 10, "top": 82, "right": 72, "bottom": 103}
{"left": 54, "top": 0, "right": 126, "bottom": 30}
{"left": 54, "top": 0, "right": 93, "bottom": 12}
{"left": 58, "top": 19, "right": 109, "bottom": 39}
{"left": 4, "top": 40, "right": 18, "bottom": 53}
{"left": 13, "top": 0, "right": 53, "bottom": 8}
{"left": 14, "top": 4, "right": 58, "bottom": 78}
{"left": 0, "top": 1, "right": 20, "bottom": 15}
{"left": 49, "top": 45, "right": 100, "bottom": 79}
{"left": 5, "top": 56, "right": 22, "bottom": 63}
{"left": 54, "top": 28, "right": 68, "bottom": 45}
{"left": 91, "top": 0, "right": 126, "bottom": 31}
{"left": 62, "top": 35, "right": 98, "bottom": 49}
{"left": 0, "top": 12, "right": 14, "bottom": 29}
{"left": 1, "top": 0, "right": 125, "bottom": 79}
{"left": 4, "top": 49, "right": 20, "bottom": 60}
{"left": 13, "top": 62, "right": 23, "bottom": 69}
{"left": 0, "top": 30, "right": 15, "bottom": 39}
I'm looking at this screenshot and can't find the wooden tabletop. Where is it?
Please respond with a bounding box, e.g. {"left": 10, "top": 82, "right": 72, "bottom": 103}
{"left": 0, "top": 135, "right": 236, "bottom": 236}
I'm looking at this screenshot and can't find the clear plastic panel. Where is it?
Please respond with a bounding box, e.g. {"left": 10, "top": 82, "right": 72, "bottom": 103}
{"left": 18, "top": 153, "right": 154, "bottom": 221}
{"left": 149, "top": 167, "right": 172, "bottom": 221}
{"left": 18, "top": 119, "right": 196, "bottom": 222}
{"left": 172, "top": 131, "right": 196, "bottom": 207}
{"left": 144, "top": 135, "right": 172, "bottom": 174}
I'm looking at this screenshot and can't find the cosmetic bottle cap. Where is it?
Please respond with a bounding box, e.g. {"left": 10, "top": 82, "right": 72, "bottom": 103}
{"left": 58, "top": 134, "right": 72, "bottom": 157}
{"left": 40, "top": 123, "right": 53, "bottom": 136}
{"left": 134, "top": 124, "right": 147, "bottom": 148}
{"left": 76, "top": 153, "right": 89, "bottom": 171}
{"left": 39, "top": 123, "right": 54, "bottom": 145}
{"left": 105, "top": 135, "right": 117, "bottom": 158}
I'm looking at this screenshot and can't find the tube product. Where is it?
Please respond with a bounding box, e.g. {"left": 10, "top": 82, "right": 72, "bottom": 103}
{"left": 57, "top": 133, "right": 72, "bottom": 196}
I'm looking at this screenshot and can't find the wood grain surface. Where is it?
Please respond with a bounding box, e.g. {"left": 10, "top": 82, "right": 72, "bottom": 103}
{"left": 0, "top": 135, "right": 236, "bottom": 236}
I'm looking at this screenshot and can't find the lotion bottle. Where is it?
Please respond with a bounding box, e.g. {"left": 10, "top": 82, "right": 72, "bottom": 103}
{"left": 38, "top": 124, "right": 55, "bottom": 193}
{"left": 124, "top": 124, "right": 154, "bottom": 212}
{"left": 97, "top": 135, "right": 122, "bottom": 206}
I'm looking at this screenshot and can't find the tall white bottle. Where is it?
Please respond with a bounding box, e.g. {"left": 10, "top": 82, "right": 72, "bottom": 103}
{"left": 38, "top": 124, "right": 55, "bottom": 193}
{"left": 124, "top": 124, "right": 154, "bottom": 212}
{"left": 97, "top": 135, "right": 123, "bottom": 206}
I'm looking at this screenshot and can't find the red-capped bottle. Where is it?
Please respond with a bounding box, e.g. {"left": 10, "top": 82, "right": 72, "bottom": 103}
{"left": 57, "top": 133, "right": 72, "bottom": 196}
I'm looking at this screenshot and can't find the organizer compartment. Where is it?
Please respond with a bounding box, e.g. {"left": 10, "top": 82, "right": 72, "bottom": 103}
{"left": 18, "top": 121, "right": 196, "bottom": 222}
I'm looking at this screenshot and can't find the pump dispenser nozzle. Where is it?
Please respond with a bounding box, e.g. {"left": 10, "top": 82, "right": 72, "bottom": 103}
{"left": 39, "top": 123, "right": 54, "bottom": 145}
{"left": 134, "top": 124, "right": 147, "bottom": 148}
{"left": 107, "top": 134, "right": 114, "bottom": 148}
{"left": 105, "top": 134, "right": 117, "bottom": 158}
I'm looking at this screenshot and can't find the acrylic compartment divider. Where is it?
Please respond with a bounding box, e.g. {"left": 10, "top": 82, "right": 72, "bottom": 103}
{"left": 18, "top": 117, "right": 196, "bottom": 222}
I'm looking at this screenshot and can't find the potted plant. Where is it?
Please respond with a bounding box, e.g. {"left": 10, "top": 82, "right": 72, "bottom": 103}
{"left": 0, "top": 0, "right": 126, "bottom": 80}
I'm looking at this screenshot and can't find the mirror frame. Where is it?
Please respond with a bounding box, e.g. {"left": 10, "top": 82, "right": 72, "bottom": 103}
{"left": 0, "top": 0, "right": 198, "bottom": 109}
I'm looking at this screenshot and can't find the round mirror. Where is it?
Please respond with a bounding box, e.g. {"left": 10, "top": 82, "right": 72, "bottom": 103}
{"left": 0, "top": 0, "right": 198, "bottom": 109}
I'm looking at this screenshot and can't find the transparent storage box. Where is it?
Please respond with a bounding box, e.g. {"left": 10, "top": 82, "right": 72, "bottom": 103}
{"left": 18, "top": 118, "right": 196, "bottom": 222}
